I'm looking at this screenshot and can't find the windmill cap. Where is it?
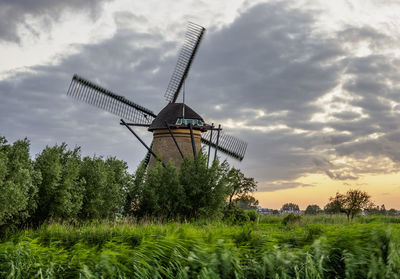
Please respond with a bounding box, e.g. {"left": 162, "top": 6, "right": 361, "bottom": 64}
{"left": 148, "top": 103, "right": 204, "bottom": 131}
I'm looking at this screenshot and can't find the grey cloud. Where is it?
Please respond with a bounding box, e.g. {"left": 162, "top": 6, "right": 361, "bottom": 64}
{"left": 2, "top": 1, "right": 400, "bottom": 194}
{"left": 0, "top": 0, "right": 112, "bottom": 43}
{"left": 259, "top": 181, "right": 315, "bottom": 192}
{"left": 332, "top": 111, "right": 362, "bottom": 121}
{"left": 325, "top": 170, "right": 358, "bottom": 181}
{"left": 336, "top": 135, "right": 400, "bottom": 163}
{"left": 338, "top": 26, "right": 389, "bottom": 50}
{"left": 0, "top": 17, "right": 172, "bottom": 167}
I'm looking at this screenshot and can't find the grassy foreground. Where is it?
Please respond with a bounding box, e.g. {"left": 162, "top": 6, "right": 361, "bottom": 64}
{"left": 1, "top": 215, "right": 400, "bottom": 278}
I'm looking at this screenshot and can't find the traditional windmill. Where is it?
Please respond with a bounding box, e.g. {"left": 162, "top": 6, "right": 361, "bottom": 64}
{"left": 66, "top": 22, "right": 247, "bottom": 167}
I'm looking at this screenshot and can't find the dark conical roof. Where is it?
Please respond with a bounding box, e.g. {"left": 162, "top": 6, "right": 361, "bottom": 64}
{"left": 148, "top": 103, "right": 204, "bottom": 131}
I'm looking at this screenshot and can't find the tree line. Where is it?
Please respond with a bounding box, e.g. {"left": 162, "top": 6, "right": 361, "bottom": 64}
{"left": 279, "top": 189, "right": 397, "bottom": 220}
{"left": 0, "top": 136, "right": 257, "bottom": 232}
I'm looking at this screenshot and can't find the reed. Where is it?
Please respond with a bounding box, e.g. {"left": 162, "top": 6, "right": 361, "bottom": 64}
{"left": 0, "top": 216, "right": 399, "bottom": 278}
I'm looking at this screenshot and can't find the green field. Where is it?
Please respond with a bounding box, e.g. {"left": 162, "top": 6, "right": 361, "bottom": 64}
{"left": 1, "top": 215, "right": 400, "bottom": 278}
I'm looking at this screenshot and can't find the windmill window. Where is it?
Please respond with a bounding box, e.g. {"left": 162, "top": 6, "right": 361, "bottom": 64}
{"left": 175, "top": 118, "right": 203, "bottom": 126}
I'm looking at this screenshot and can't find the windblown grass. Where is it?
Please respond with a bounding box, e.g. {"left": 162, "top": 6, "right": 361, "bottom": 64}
{"left": 1, "top": 216, "right": 400, "bottom": 278}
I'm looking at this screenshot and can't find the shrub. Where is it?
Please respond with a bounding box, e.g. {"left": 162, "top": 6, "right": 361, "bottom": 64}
{"left": 130, "top": 153, "right": 230, "bottom": 221}
{"left": 0, "top": 137, "right": 39, "bottom": 232}
{"left": 223, "top": 207, "right": 250, "bottom": 224}
{"left": 282, "top": 214, "right": 301, "bottom": 226}
{"left": 244, "top": 209, "right": 259, "bottom": 222}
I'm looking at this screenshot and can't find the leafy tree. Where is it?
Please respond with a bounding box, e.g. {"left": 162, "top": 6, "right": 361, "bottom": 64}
{"left": 324, "top": 195, "right": 343, "bottom": 214}
{"left": 226, "top": 167, "right": 257, "bottom": 208}
{"left": 380, "top": 204, "right": 386, "bottom": 215}
{"left": 79, "top": 156, "right": 130, "bottom": 219}
{"left": 388, "top": 208, "right": 398, "bottom": 216}
{"left": 327, "top": 189, "right": 373, "bottom": 221}
{"left": 281, "top": 203, "right": 300, "bottom": 212}
{"left": 33, "top": 144, "right": 84, "bottom": 223}
{"left": 135, "top": 161, "right": 183, "bottom": 219}
{"left": 368, "top": 204, "right": 387, "bottom": 215}
{"left": 130, "top": 153, "right": 230, "bottom": 220}
{"left": 124, "top": 162, "right": 146, "bottom": 215}
{"left": 0, "top": 137, "right": 40, "bottom": 230}
{"left": 234, "top": 195, "right": 259, "bottom": 209}
{"left": 179, "top": 154, "right": 229, "bottom": 220}
{"left": 104, "top": 157, "right": 133, "bottom": 217}
{"left": 79, "top": 156, "right": 109, "bottom": 219}
{"left": 304, "top": 204, "right": 321, "bottom": 215}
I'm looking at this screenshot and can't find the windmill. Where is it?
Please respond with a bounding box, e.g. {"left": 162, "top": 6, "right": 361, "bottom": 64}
{"left": 66, "top": 22, "right": 247, "bottom": 167}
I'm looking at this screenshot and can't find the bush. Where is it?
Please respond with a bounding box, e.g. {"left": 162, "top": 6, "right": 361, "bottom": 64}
{"left": 130, "top": 153, "right": 230, "bottom": 221}
{"left": 223, "top": 207, "right": 250, "bottom": 224}
{"left": 244, "top": 209, "right": 259, "bottom": 222}
{"left": 0, "top": 137, "right": 39, "bottom": 232}
{"left": 282, "top": 214, "right": 301, "bottom": 226}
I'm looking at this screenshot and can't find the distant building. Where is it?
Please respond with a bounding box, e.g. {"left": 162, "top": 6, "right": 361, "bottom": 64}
{"left": 257, "top": 207, "right": 279, "bottom": 215}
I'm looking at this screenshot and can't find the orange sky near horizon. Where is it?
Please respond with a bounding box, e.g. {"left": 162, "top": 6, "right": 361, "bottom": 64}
{"left": 254, "top": 173, "right": 400, "bottom": 210}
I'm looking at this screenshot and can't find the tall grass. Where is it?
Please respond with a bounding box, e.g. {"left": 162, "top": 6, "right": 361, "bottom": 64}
{"left": 1, "top": 216, "right": 400, "bottom": 278}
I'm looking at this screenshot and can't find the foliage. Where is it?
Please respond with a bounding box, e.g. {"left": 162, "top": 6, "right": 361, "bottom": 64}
{"left": 178, "top": 154, "right": 229, "bottom": 220}
{"left": 244, "top": 209, "right": 259, "bottom": 222}
{"left": 304, "top": 204, "right": 322, "bottom": 215}
{"left": 388, "top": 208, "right": 398, "bottom": 216}
{"left": 130, "top": 153, "right": 229, "bottom": 220}
{"left": 282, "top": 213, "right": 301, "bottom": 226}
{"left": 223, "top": 207, "right": 250, "bottom": 224}
{"left": 2, "top": 217, "right": 400, "bottom": 278}
{"left": 0, "top": 135, "right": 260, "bottom": 228}
{"left": 327, "top": 189, "right": 373, "bottom": 221}
{"left": 281, "top": 202, "right": 300, "bottom": 212}
{"left": 234, "top": 195, "right": 259, "bottom": 209}
{"left": 124, "top": 161, "right": 146, "bottom": 215}
{"left": 324, "top": 196, "right": 343, "bottom": 214}
{"left": 226, "top": 167, "right": 258, "bottom": 208}
{"left": 368, "top": 204, "right": 388, "bottom": 215}
{"left": 103, "top": 157, "right": 132, "bottom": 217}
{"left": 79, "top": 156, "right": 130, "bottom": 219}
{"left": 0, "top": 135, "right": 136, "bottom": 233}
{"left": 33, "top": 143, "right": 84, "bottom": 224}
{"left": 0, "top": 137, "right": 39, "bottom": 231}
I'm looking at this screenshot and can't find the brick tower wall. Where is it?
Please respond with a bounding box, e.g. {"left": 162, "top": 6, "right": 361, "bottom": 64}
{"left": 148, "top": 128, "right": 202, "bottom": 167}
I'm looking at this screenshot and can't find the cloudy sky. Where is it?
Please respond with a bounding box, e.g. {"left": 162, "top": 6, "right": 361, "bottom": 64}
{"left": 2, "top": 0, "right": 400, "bottom": 209}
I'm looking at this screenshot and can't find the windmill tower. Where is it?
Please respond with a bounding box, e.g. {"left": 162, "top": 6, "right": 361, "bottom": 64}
{"left": 67, "top": 23, "right": 247, "bottom": 167}
{"left": 147, "top": 103, "right": 204, "bottom": 166}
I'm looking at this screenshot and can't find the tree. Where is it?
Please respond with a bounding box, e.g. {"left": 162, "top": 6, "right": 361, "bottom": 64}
{"left": 177, "top": 154, "right": 229, "bottom": 219}
{"left": 129, "top": 153, "right": 230, "bottom": 220}
{"left": 0, "top": 137, "right": 40, "bottom": 230}
{"left": 79, "top": 156, "right": 130, "bottom": 219}
{"left": 33, "top": 144, "right": 84, "bottom": 223}
{"left": 234, "top": 195, "right": 259, "bottom": 209}
{"left": 380, "top": 204, "right": 387, "bottom": 215}
{"left": 104, "top": 157, "right": 133, "bottom": 217}
{"left": 327, "top": 189, "right": 373, "bottom": 221}
{"left": 388, "top": 208, "right": 398, "bottom": 216}
{"left": 324, "top": 194, "right": 344, "bottom": 214}
{"left": 305, "top": 204, "right": 321, "bottom": 215}
{"left": 226, "top": 167, "right": 257, "bottom": 209}
{"left": 135, "top": 160, "right": 183, "bottom": 219}
{"left": 281, "top": 203, "right": 299, "bottom": 212}
{"left": 343, "top": 189, "right": 372, "bottom": 220}
{"left": 124, "top": 162, "right": 146, "bottom": 215}
{"left": 367, "top": 204, "right": 387, "bottom": 215}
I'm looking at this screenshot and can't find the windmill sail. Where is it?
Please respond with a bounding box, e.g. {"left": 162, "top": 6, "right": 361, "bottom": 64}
{"left": 67, "top": 74, "right": 156, "bottom": 124}
{"left": 164, "top": 22, "right": 205, "bottom": 103}
{"left": 201, "top": 131, "right": 247, "bottom": 161}
{"left": 143, "top": 141, "right": 153, "bottom": 167}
